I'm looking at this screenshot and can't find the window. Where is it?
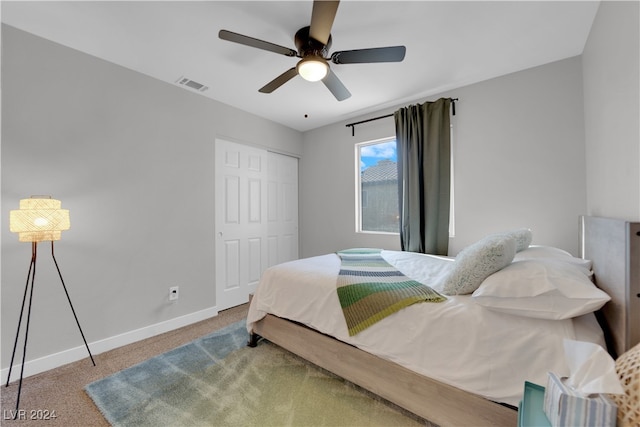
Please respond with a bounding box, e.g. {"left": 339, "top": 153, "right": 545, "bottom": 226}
{"left": 356, "top": 138, "right": 399, "bottom": 234}
{"left": 355, "top": 125, "right": 455, "bottom": 236}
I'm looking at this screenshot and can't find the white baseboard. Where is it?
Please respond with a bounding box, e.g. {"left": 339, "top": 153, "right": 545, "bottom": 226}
{"left": 1, "top": 306, "right": 219, "bottom": 383}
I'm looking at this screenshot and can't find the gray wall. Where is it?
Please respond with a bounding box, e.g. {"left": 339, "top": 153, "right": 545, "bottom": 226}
{"left": 301, "top": 56, "right": 587, "bottom": 257}
{"left": 583, "top": 1, "right": 640, "bottom": 221}
{"left": 1, "top": 25, "right": 302, "bottom": 370}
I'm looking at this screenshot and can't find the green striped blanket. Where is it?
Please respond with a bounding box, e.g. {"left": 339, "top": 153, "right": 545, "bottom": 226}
{"left": 336, "top": 248, "right": 446, "bottom": 336}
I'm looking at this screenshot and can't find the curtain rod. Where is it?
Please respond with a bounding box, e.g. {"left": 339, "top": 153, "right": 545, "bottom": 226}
{"left": 345, "top": 97, "right": 458, "bottom": 136}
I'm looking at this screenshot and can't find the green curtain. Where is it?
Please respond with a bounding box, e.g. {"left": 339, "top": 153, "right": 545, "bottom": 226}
{"left": 394, "top": 98, "right": 451, "bottom": 255}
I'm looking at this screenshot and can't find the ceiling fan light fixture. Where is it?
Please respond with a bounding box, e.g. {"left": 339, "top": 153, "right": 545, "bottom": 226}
{"left": 297, "top": 56, "right": 329, "bottom": 82}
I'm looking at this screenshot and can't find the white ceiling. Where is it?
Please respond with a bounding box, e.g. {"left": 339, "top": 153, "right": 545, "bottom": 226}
{"left": 1, "top": 1, "right": 599, "bottom": 132}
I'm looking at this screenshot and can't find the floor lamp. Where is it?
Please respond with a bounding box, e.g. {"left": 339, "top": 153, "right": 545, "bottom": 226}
{"left": 5, "top": 196, "right": 95, "bottom": 418}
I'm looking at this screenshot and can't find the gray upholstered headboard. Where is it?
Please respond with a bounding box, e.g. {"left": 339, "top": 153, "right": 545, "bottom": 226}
{"left": 580, "top": 215, "right": 640, "bottom": 358}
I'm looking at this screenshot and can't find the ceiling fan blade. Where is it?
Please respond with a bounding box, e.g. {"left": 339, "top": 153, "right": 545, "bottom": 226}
{"left": 219, "top": 30, "right": 297, "bottom": 57}
{"left": 322, "top": 69, "right": 351, "bottom": 101}
{"left": 259, "top": 67, "right": 298, "bottom": 93}
{"left": 309, "top": 0, "right": 339, "bottom": 45}
{"left": 331, "top": 46, "right": 406, "bottom": 64}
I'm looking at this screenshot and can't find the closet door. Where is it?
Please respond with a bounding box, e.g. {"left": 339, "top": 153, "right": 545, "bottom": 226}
{"left": 215, "top": 139, "right": 267, "bottom": 310}
{"left": 267, "top": 152, "right": 299, "bottom": 267}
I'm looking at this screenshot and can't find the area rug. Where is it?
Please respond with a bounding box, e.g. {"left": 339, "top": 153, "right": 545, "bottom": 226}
{"left": 85, "top": 320, "right": 429, "bottom": 426}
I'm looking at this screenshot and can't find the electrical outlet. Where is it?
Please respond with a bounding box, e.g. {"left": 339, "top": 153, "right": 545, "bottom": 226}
{"left": 169, "top": 286, "right": 179, "bottom": 301}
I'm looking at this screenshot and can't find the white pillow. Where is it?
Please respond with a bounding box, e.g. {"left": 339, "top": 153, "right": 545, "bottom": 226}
{"left": 472, "top": 259, "right": 610, "bottom": 319}
{"left": 514, "top": 245, "right": 592, "bottom": 275}
{"left": 440, "top": 235, "right": 516, "bottom": 295}
{"left": 497, "top": 228, "right": 532, "bottom": 252}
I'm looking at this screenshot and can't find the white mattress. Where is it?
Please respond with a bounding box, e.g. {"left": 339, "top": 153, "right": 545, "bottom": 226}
{"left": 247, "top": 250, "right": 605, "bottom": 406}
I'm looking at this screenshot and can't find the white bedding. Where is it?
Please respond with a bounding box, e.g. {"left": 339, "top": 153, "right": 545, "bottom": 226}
{"left": 246, "top": 250, "right": 605, "bottom": 406}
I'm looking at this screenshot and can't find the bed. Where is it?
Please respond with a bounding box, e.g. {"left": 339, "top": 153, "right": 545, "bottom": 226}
{"left": 246, "top": 216, "right": 640, "bottom": 426}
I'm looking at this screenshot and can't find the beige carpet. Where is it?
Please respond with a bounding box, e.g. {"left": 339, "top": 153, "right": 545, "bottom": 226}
{"left": 1, "top": 304, "right": 248, "bottom": 427}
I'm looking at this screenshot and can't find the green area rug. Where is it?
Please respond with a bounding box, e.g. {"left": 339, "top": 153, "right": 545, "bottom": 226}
{"left": 86, "top": 320, "right": 429, "bottom": 426}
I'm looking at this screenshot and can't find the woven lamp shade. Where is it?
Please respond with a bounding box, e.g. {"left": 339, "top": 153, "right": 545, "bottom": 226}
{"left": 10, "top": 197, "right": 70, "bottom": 242}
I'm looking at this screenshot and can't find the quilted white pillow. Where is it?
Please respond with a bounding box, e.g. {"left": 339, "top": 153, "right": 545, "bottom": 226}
{"left": 472, "top": 259, "right": 610, "bottom": 319}
{"left": 440, "top": 235, "right": 516, "bottom": 295}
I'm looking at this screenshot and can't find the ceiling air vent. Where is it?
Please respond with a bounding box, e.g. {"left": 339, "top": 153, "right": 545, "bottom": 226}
{"left": 175, "top": 76, "right": 209, "bottom": 92}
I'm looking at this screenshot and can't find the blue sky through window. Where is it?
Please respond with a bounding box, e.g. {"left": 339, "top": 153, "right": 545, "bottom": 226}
{"left": 360, "top": 139, "right": 397, "bottom": 171}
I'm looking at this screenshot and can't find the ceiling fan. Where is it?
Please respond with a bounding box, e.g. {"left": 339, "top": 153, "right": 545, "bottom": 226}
{"left": 219, "top": 0, "right": 406, "bottom": 101}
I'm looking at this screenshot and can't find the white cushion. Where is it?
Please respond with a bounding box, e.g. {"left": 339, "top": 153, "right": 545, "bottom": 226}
{"left": 514, "top": 245, "right": 592, "bottom": 275}
{"left": 497, "top": 228, "right": 532, "bottom": 252}
{"left": 440, "top": 235, "right": 516, "bottom": 295}
{"left": 472, "top": 259, "right": 610, "bottom": 319}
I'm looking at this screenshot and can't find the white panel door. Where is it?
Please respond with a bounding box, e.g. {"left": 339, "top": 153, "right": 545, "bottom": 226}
{"left": 215, "top": 139, "right": 267, "bottom": 310}
{"left": 267, "top": 152, "right": 299, "bottom": 267}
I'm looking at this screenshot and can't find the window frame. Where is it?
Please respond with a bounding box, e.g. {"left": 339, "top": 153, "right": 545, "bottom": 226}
{"left": 355, "top": 137, "right": 399, "bottom": 235}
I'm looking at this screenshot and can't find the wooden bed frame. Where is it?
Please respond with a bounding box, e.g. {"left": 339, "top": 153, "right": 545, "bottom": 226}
{"left": 580, "top": 215, "right": 640, "bottom": 358}
{"left": 250, "top": 216, "right": 639, "bottom": 426}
